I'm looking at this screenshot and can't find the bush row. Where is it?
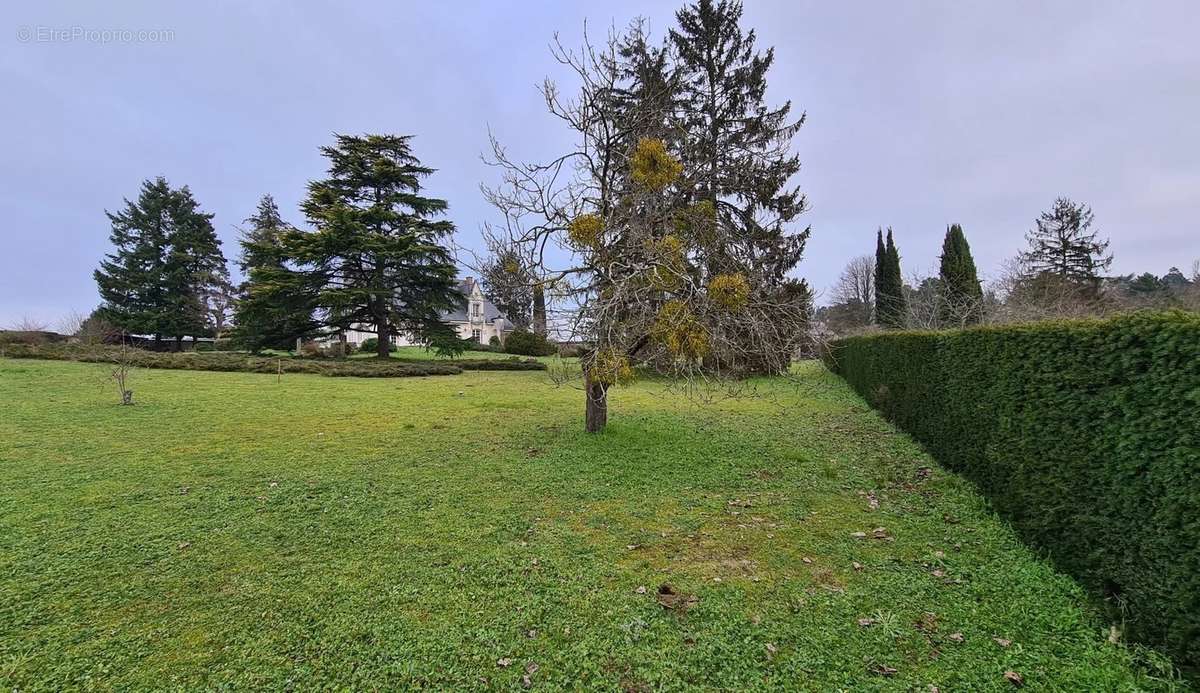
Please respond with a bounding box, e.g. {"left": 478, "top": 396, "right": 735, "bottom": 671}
{"left": 0, "top": 344, "right": 467, "bottom": 377}
{"left": 824, "top": 310, "right": 1200, "bottom": 669}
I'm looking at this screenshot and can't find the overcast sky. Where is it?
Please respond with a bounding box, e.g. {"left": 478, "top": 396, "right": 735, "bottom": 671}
{"left": 2, "top": 1, "right": 1198, "bottom": 327}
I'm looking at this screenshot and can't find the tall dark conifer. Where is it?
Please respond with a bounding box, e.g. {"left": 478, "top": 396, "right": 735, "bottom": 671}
{"left": 670, "top": 0, "right": 808, "bottom": 284}
{"left": 937, "top": 224, "right": 983, "bottom": 326}
{"left": 94, "top": 177, "right": 228, "bottom": 347}
{"left": 232, "top": 195, "right": 320, "bottom": 351}
{"left": 289, "top": 134, "right": 460, "bottom": 358}
{"left": 880, "top": 228, "right": 906, "bottom": 328}
{"left": 873, "top": 228, "right": 887, "bottom": 326}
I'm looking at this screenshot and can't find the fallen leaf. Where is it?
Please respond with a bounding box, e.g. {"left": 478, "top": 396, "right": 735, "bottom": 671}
{"left": 851, "top": 531, "right": 867, "bottom": 539}
{"left": 521, "top": 674, "right": 532, "bottom": 688}
{"left": 1004, "top": 671, "right": 1024, "bottom": 687}
{"left": 915, "top": 613, "right": 938, "bottom": 633}
{"left": 947, "top": 632, "right": 964, "bottom": 643}
{"left": 871, "top": 527, "right": 890, "bottom": 539}
{"left": 765, "top": 642, "right": 777, "bottom": 657}
{"left": 870, "top": 663, "right": 898, "bottom": 677}
{"left": 626, "top": 544, "right": 640, "bottom": 550}
{"left": 526, "top": 629, "right": 538, "bottom": 639}
{"left": 177, "top": 542, "right": 190, "bottom": 550}
{"left": 993, "top": 637, "right": 1012, "bottom": 648}
{"left": 931, "top": 569, "right": 946, "bottom": 578}
{"left": 933, "top": 550, "right": 945, "bottom": 559}
{"left": 635, "top": 585, "right": 647, "bottom": 594}
{"left": 525, "top": 662, "right": 539, "bottom": 674}
{"left": 497, "top": 657, "right": 512, "bottom": 668}
{"left": 857, "top": 617, "right": 876, "bottom": 627}
{"left": 802, "top": 557, "right": 813, "bottom": 564}
{"left": 852, "top": 561, "right": 865, "bottom": 571}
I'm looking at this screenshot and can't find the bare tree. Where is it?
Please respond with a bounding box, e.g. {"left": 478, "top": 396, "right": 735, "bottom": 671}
{"left": 110, "top": 336, "right": 134, "bottom": 405}
{"left": 9, "top": 315, "right": 49, "bottom": 333}
{"left": 482, "top": 23, "right": 809, "bottom": 432}
{"left": 829, "top": 255, "right": 875, "bottom": 327}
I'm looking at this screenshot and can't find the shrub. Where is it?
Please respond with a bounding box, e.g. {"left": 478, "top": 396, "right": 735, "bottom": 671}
{"left": 488, "top": 335, "right": 501, "bottom": 347}
{"left": 504, "top": 330, "right": 556, "bottom": 356}
{"left": 360, "top": 337, "right": 397, "bottom": 354}
{"left": 825, "top": 310, "right": 1200, "bottom": 668}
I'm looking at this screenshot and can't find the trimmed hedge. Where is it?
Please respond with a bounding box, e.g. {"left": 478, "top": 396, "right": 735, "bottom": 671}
{"left": 825, "top": 311, "right": 1200, "bottom": 668}
{"left": 0, "top": 344, "right": 461, "bottom": 377}
{"left": 0, "top": 343, "right": 548, "bottom": 376}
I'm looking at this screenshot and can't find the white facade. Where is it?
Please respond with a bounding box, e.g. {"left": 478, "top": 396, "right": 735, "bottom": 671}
{"left": 338, "top": 278, "right": 510, "bottom": 348}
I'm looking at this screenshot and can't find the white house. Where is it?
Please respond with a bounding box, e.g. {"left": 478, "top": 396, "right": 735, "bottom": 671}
{"left": 340, "top": 277, "right": 513, "bottom": 348}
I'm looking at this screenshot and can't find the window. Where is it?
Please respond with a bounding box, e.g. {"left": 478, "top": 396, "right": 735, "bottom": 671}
{"left": 471, "top": 302, "right": 481, "bottom": 317}
{"left": 472, "top": 329, "right": 482, "bottom": 343}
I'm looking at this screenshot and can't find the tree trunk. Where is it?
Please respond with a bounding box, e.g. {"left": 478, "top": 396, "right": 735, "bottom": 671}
{"left": 174, "top": 335, "right": 183, "bottom": 352}
{"left": 376, "top": 321, "right": 390, "bottom": 358}
{"left": 532, "top": 283, "right": 547, "bottom": 337}
{"left": 585, "top": 375, "right": 608, "bottom": 433}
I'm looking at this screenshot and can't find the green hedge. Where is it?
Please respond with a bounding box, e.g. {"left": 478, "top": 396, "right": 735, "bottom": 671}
{"left": 825, "top": 311, "right": 1200, "bottom": 669}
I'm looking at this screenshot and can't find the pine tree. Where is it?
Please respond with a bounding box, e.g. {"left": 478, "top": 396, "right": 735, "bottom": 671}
{"left": 289, "top": 134, "right": 460, "bottom": 358}
{"left": 1019, "top": 197, "right": 1112, "bottom": 294}
{"left": 94, "top": 177, "right": 229, "bottom": 347}
{"left": 937, "top": 224, "right": 983, "bottom": 326}
{"left": 231, "top": 195, "right": 319, "bottom": 351}
{"left": 873, "top": 228, "right": 888, "bottom": 326}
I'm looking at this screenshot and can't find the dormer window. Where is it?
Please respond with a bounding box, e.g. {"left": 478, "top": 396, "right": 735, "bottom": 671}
{"left": 471, "top": 302, "right": 481, "bottom": 317}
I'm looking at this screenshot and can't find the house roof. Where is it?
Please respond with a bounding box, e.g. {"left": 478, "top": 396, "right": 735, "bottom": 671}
{"left": 441, "top": 277, "right": 511, "bottom": 328}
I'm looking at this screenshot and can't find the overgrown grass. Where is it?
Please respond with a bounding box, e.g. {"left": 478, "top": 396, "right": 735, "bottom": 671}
{"left": 0, "top": 360, "right": 1180, "bottom": 689}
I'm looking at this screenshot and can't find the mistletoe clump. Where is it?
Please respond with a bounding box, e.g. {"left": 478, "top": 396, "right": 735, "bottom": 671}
{"left": 643, "top": 234, "right": 686, "bottom": 290}
{"left": 651, "top": 300, "right": 710, "bottom": 359}
{"left": 708, "top": 273, "right": 750, "bottom": 310}
{"left": 588, "top": 348, "right": 634, "bottom": 386}
{"left": 631, "top": 138, "right": 683, "bottom": 191}
{"left": 568, "top": 213, "right": 604, "bottom": 251}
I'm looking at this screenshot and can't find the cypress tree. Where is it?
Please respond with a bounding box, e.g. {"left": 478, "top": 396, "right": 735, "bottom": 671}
{"left": 289, "top": 134, "right": 460, "bottom": 358}
{"left": 937, "top": 224, "right": 983, "bottom": 325}
{"left": 231, "top": 195, "right": 320, "bottom": 351}
{"left": 871, "top": 227, "right": 906, "bottom": 328}
{"left": 873, "top": 228, "right": 887, "bottom": 326}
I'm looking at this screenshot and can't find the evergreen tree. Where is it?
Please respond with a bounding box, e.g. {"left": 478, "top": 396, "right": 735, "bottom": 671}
{"left": 160, "top": 186, "right": 227, "bottom": 348}
{"left": 667, "top": 0, "right": 811, "bottom": 370}
{"left": 289, "top": 134, "right": 460, "bottom": 358}
{"left": 94, "top": 177, "right": 228, "bottom": 347}
{"left": 873, "top": 228, "right": 887, "bottom": 325}
{"left": 670, "top": 0, "right": 808, "bottom": 283}
{"left": 880, "top": 228, "right": 906, "bottom": 328}
{"left": 937, "top": 224, "right": 983, "bottom": 325}
{"left": 231, "top": 195, "right": 320, "bottom": 351}
{"left": 1019, "top": 197, "right": 1112, "bottom": 294}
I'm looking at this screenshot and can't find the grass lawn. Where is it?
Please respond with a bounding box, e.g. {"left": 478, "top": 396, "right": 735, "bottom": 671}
{"left": 0, "top": 359, "right": 1179, "bottom": 689}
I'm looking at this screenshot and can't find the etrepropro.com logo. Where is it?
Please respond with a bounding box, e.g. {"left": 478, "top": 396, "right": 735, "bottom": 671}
{"left": 16, "top": 25, "right": 175, "bottom": 43}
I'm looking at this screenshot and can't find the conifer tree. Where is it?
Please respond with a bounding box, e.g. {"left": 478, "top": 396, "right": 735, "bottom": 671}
{"left": 231, "top": 195, "right": 319, "bottom": 351}
{"left": 873, "top": 228, "right": 888, "bottom": 326}
{"left": 288, "top": 134, "right": 460, "bottom": 358}
{"left": 1019, "top": 197, "right": 1112, "bottom": 294}
{"left": 882, "top": 229, "right": 907, "bottom": 328}
{"left": 937, "top": 224, "right": 983, "bottom": 326}
{"left": 95, "top": 177, "right": 229, "bottom": 347}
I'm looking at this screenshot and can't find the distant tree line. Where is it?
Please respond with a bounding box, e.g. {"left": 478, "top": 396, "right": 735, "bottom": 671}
{"left": 819, "top": 197, "right": 1197, "bottom": 336}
